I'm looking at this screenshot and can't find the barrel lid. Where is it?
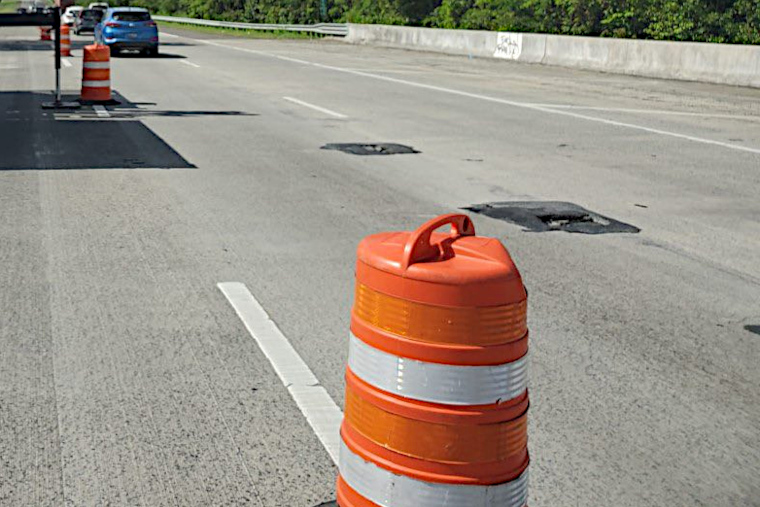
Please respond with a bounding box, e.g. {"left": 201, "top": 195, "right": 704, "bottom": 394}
{"left": 356, "top": 214, "right": 525, "bottom": 307}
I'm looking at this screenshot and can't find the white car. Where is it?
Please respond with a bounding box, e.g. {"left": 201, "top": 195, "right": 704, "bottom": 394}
{"left": 62, "top": 6, "right": 84, "bottom": 26}
{"left": 88, "top": 2, "right": 109, "bottom": 10}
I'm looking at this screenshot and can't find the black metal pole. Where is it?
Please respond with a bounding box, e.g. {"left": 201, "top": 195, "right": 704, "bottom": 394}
{"left": 54, "top": 6, "right": 61, "bottom": 103}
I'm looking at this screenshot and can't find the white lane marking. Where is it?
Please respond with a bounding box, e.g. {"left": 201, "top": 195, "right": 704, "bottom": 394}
{"left": 93, "top": 105, "right": 110, "bottom": 118}
{"left": 275, "top": 55, "right": 313, "bottom": 65}
{"left": 160, "top": 33, "right": 180, "bottom": 38}
{"left": 525, "top": 103, "right": 760, "bottom": 121}
{"left": 180, "top": 59, "right": 201, "bottom": 68}
{"left": 283, "top": 96, "right": 347, "bottom": 119}
{"left": 172, "top": 35, "right": 760, "bottom": 156}
{"left": 217, "top": 282, "right": 343, "bottom": 465}
{"left": 61, "top": 59, "right": 72, "bottom": 68}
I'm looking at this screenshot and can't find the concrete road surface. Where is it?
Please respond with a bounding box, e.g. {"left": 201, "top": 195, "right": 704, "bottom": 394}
{"left": 1, "top": 25, "right": 759, "bottom": 507}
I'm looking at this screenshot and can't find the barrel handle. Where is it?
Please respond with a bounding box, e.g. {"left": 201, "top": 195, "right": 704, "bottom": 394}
{"left": 401, "top": 214, "right": 475, "bottom": 270}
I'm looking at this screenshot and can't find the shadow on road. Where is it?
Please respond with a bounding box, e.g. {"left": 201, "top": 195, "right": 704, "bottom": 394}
{"left": 0, "top": 90, "right": 202, "bottom": 170}
{"left": 113, "top": 51, "right": 186, "bottom": 59}
{"left": 0, "top": 39, "right": 92, "bottom": 51}
{"left": 160, "top": 41, "right": 196, "bottom": 47}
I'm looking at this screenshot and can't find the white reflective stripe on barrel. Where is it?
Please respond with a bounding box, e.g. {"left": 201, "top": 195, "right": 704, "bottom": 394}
{"left": 82, "top": 80, "right": 111, "bottom": 88}
{"left": 348, "top": 333, "right": 528, "bottom": 405}
{"left": 84, "top": 62, "right": 110, "bottom": 69}
{"left": 340, "top": 441, "right": 529, "bottom": 507}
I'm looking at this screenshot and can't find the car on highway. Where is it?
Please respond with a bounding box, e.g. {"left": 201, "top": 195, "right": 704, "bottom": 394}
{"left": 95, "top": 7, "right": 159, "bottom": 56}
{"left": 74, "top": 8, "right": 103, "bottom": 35}
{"left": 26, "top": 3, "right": 48, "bottom": 14}
{"left": 89, "top": 2, "right": 109, "bottom": 11}
{"left": 61, "top": 5, "right": 83, "bottom": 26}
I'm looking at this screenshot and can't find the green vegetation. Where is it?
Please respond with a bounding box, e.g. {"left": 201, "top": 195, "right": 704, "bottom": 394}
{"left": 156, "top": 20, "right": 313, "bottom": 38}
{"left": 106, "top": 0, "right": 760, "bottom": 44}
{"left": 0, "top": 1, "right": 22, "bottom": 13}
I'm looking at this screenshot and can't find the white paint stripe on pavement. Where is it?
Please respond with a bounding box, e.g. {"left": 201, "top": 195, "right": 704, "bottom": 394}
{"left": 161, "top": 33, "right": 180, "bottom": 38}
{"left": 525, "top": 103, "right": 760, "bottom": 121}
{"left": 61, "top": 59, "right": 72, "bottom": 68}
{"left": 180, "top": 36, "right": 760, "bottom": 156}
{"left": 217, "top": 282, "right": 343, "bottom": 465}
{"left": 283, "top": 96, "right": 347, "bottom": 118}
{"left": 93, "top": 105, "right": 110, "bottom": 118}
{"left": 180, "top": 60, "right": 201, "bottom": 68}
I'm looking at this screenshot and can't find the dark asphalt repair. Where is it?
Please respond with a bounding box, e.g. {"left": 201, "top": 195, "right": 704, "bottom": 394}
{"left": 321, "top": 143, "right": 420, "bottom": 155}
{"left": 745, "top": 325, "right": 760, "bottom": 336}
{"left": 464, "top": 201, "right": 640, "bottom": 234}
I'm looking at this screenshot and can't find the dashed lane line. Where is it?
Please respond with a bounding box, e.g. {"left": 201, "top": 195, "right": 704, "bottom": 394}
{"left": 217, "top": 282, "right": 343, "bottom": 465}
{"left": 283, "top": 96, "right": 347, "bottom": 119}
{"left": 93, "top": 105, "right": 110, "bottom": 118}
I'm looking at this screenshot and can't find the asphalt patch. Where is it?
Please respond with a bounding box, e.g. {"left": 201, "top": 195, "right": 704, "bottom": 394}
{"left": 321, "top": 143, "right": 419, "bottom": 155}
{"left": 464, "top": 201, "right": 640, "bottom": 234}
{"left": 745, "top": 325, "right": 760, "bottom": 336}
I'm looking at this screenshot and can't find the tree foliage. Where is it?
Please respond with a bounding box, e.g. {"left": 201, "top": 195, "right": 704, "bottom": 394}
{"left": 114, "top": 0, "right": 760, "bottom": 43}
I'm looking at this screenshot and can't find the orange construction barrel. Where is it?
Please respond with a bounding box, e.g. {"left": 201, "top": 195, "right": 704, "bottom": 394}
{"left": 80, "top": 44, "right": 111, "bottom": 103}
{"left": 337, "top": 213, "right": 530, "bottom": 507}
{"left": 59, "top": 25, "right": 72, "bottom": 57}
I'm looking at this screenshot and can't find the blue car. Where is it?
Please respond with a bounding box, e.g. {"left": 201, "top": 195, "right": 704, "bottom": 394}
{"left": 95, "top": 7, "right": 159, "bottom": 56}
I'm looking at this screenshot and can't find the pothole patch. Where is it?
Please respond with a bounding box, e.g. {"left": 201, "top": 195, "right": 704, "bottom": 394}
{"left": 463, "top": 201, "right": 640, "bottom": 234}
{"left": 321, "top": 143, "right": 420, "bottom": 156}
{"left": 745, "top": 325, "right": 760, "bottom": 336}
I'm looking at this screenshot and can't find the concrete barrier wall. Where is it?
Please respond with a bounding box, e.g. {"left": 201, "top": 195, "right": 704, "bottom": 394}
{"left": 346, "top": 24, "right": 760, "bottom": 88}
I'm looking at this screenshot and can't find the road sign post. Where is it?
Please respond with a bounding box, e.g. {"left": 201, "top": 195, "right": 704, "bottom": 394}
{"left": 42, "top": 6, "right": 79, "bottom": 109}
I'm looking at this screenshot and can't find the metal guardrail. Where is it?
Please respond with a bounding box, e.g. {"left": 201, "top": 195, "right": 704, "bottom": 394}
{"left": 152, "top": 15, "right": 348, "bottom": 36}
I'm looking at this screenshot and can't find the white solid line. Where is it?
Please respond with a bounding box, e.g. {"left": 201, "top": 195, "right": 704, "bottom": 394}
{"left": 217, "top": 282, "right": 343, "bottom": 465}
{"left": 180, "top": 36, "right": 760, "bottom": 156}
{"left": 180, "top": 59, "right": 201, "bottom": 68}
{"left": 283, "top": 96, "right": 347, "bottom": 119}
{"left": 61, "top": 59, "right": 72, "bottom": 68}
{"left": 276, "top": 55, "right": 313, "bottom": 65}
{"left": 525, "top": 103, "right": 760, "bottom": 121}
{"left": 93, "top": 105, "right": 110, "bottom": 118}
{"left": 160, "top": 33, "right": 180, "bottom": 38}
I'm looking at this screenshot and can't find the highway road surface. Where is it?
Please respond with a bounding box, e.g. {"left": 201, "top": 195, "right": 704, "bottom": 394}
{"left": 1, "top": 24, "right": 759, "bottom": 506}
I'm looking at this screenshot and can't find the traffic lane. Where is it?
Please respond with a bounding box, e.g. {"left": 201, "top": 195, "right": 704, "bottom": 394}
{"left": 0, "top": 37, "right": 64, "bottom": 506}
{"left": 1, "top": 30, "right": 337, "bottom": 507}
{"left": 131, "top": 31, "right": 760, "bottom": 282}
{"left": 38, "top": 165, "right": 339, "bottom": 507}
{"left": 158, "top": 28, "right": 760, "bottom": 140}
{"left": 104, "top": 44, "right": 760, "bottom": 505}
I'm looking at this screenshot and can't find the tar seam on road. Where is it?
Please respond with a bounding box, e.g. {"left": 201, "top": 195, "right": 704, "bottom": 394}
{"left": 217, "top": 282, "right": 343, "bottom": 465}
{"left": 184, "top": 36, "right": 760, "bottom": 156}
{"left": 93, "top": 105, "right": 110, "bottom": 118}
{"left": 283, "top": 96, "right": 347, "bottom": 118}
